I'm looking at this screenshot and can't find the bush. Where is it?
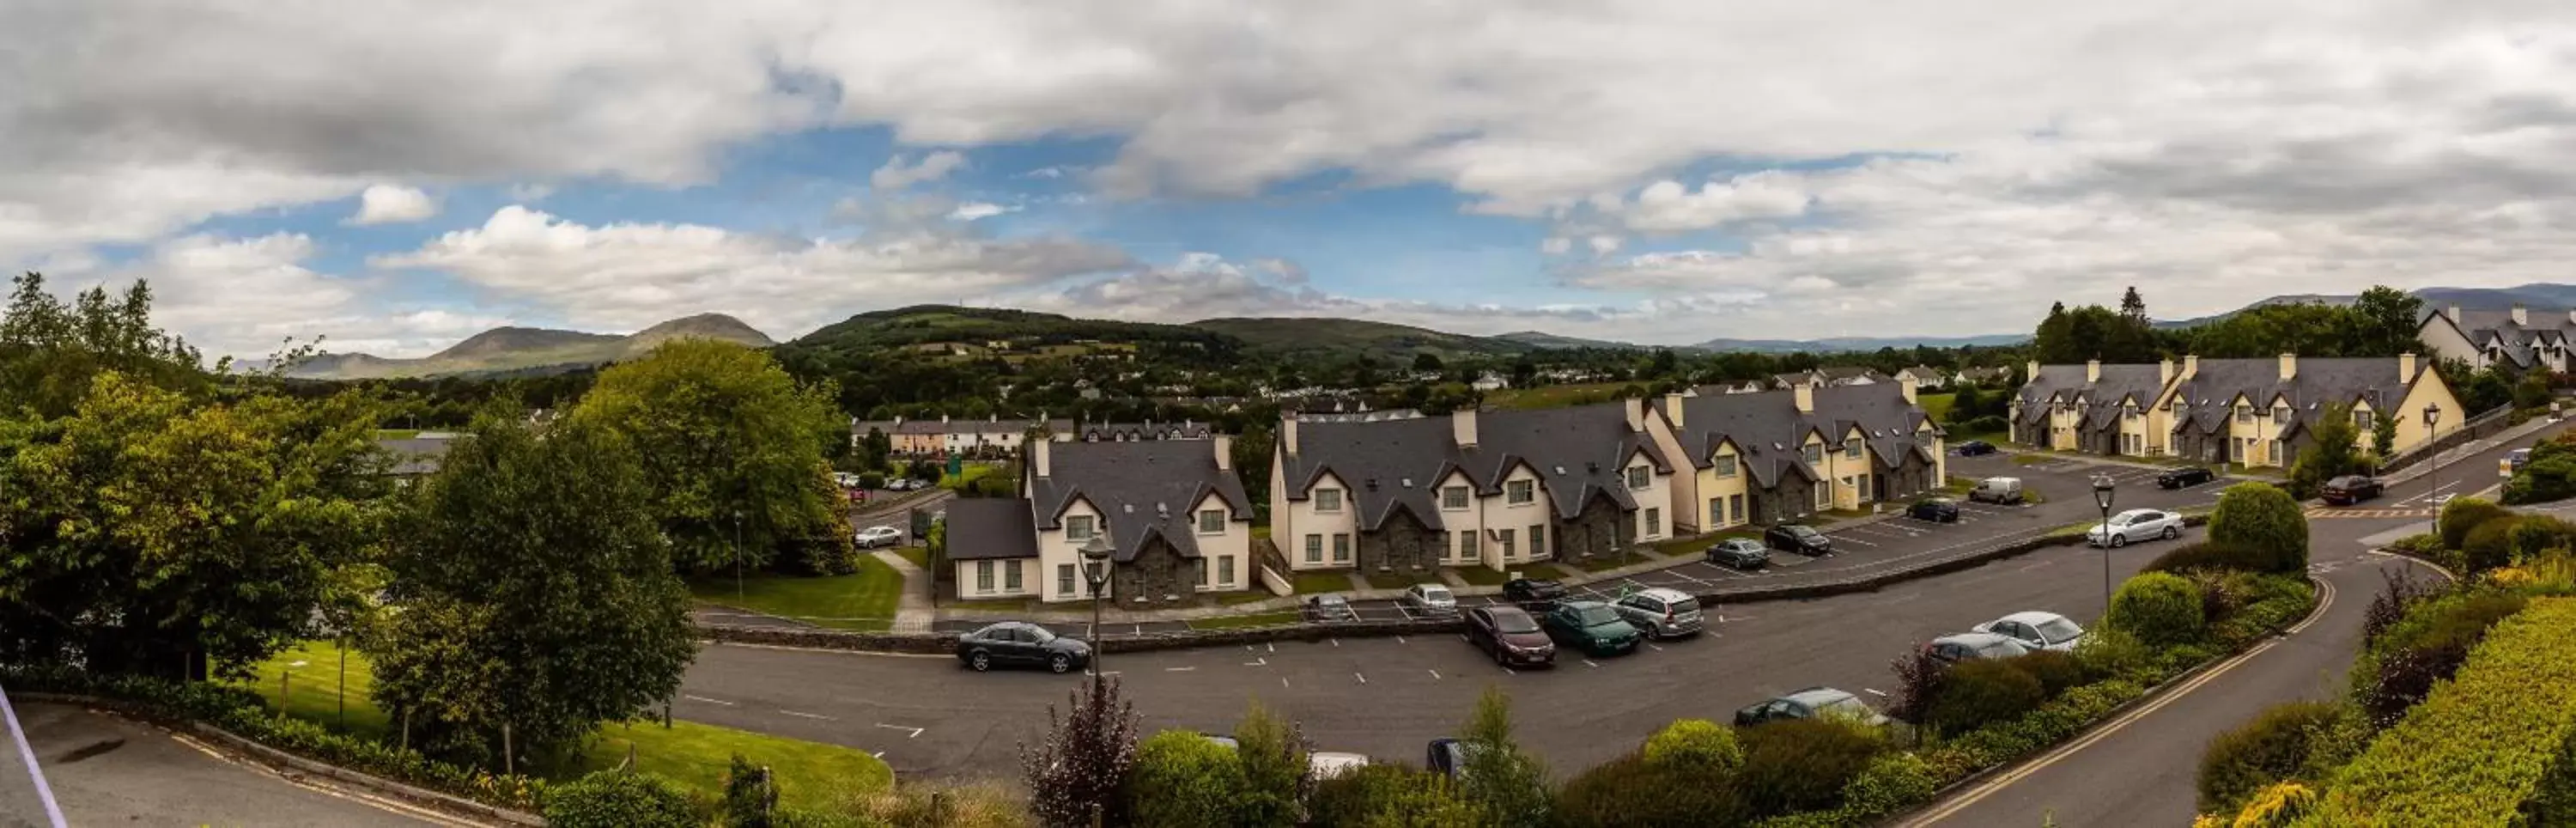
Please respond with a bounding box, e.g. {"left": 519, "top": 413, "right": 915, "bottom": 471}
{"left": 1737, "top": 717, "right": 1886, "bottom": 817}
{"left": 1839, "top": 752, "right": 1939, "bottom": 821}
{"left": 545, "top": 770, "right": 705, "bottom": 828}
{"left": 2463, "top": 514, "right": 2523, "bottom": 575}
{"left": 2142, "top": 542, "right": 2271, "bottom": 575}
{"left": 2208, "top": 483, "right": 2310, "bottom": 573}
{"left": 2197, "top": 701, "right": 2341, "bottom": 813}
{"left": 2440, "top": 497, "right": 2509, "bottom": 551}
{"left": 2009, "top": 650, "right": 2087, "bottom": 697}
{"left": 1306, "top": 764, "right": 1479, "bottom": 828}
{"left": 1640, "top": 719, "right": 1741, "bottom": 776}
{"left": 1126, "top": 731, "right": 1245, "bottom": 828}
{"left": 2107, "top": 571, "right": 2208, "bottom": 648}
{"left": 1552, "top": 751, "right": 1752, "bottom": 828}
{"left": 2306, "top": 599, "right": 2576, "bottom": 825}
{"left": 1928, "top": 658, "right": 2048, "bottom": 737}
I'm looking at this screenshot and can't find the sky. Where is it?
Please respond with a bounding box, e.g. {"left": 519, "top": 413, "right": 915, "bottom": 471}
{"left": 9, "top": 2, "right": 2576, "bottom": 360}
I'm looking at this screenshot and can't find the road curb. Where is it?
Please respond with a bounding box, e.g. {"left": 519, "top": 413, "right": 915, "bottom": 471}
{"left": 13, "top": 692, "right": 543, "bottom": 826}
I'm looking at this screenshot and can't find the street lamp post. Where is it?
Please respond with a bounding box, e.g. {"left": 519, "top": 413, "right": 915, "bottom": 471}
{"left": 2092, "top": 473, "right": 2116, "bottom": 616}
{"left": 2424, "top": 405, "right": 2444, "bottom": 508}
{"left": 1080, "top": 533, "right": 1115, "bottom": 677}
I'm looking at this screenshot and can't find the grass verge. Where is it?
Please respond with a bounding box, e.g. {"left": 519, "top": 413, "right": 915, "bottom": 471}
{"left": 689, "top": 557, "right": 905, "bottom": 631}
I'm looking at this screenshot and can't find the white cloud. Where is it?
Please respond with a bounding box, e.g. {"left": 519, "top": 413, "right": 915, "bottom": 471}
{"left": 373, "top": 205, "right": 1133, "bottom": 337}
{"left": 347, "top": 184, "right": 440, "bottom": 225}
{"left": 946, "top": 201, "right": 1018, "bottom": 221}
{"left": 870, "top": 151, "right": 969, "bottom": 190}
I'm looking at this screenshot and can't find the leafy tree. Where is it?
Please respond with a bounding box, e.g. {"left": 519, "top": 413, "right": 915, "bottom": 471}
{"left": 1230, "top": 700, "right": 1312, "bottom": 828}
{"left": 2208, "top": 483, "right": 2311, "bottom": 573}
{"left": 1128, "top": 730, "right": 1247, "bottom": 828}
{"left": 0, "top": 273, "right": 211, "bottom": 419}
{"left": 569, "top": 339, "right": 852, "bottom": 575}
{"left": 0, "top": 373, "right": 388, "bottom": 679}
{"left": 1459, "top": 687, "right": 1552, "bottom": 828}
{"left": 367, "top": 416, "right": 696, "bottom": 767}
{"left": 1021, "top": 677, "right": 1139, "bottom": 828}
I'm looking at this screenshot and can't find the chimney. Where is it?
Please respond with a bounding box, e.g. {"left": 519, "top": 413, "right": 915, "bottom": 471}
{"left": 1281, "top": 414, "right": 1300, "bottom": 456}
{"left": 1452, "top": 408, "right": 1479, "bottom": 448}
{"left": 1032, "top": 438, "right": 1052, "bottom": 478}
{"left": 2278, "top": 352, "right": 2298, "bottom": 381}
{"left": 2512, "top": 304, "right": 2529, "bottom": 326}
{"left": 2400, "top": 351, "right": 2418, "bottom": 382}
{"left": 2160, "top": 357, "right": 2174, "bottom": 386}
{"left": 2448, "top": 305, "right": 2462, "bottom": 323}
{"left": 2085, "top": 359, "right": 2101, "bottom": 384}
{"left": 1213, "top": 434, "right": 1233, "bottom": 471}
{"left": 1899, "top": 374, "right": 1919, "bottom": 405}
{"left": 1622, "top": 397, "right": 1645, "bottom": 432}
{"left": 2025, "top": 360, "right": 2040, "bottom": 382}
{"left": 2184, "top": 355, "right": 2200, "bottom": 380}
{"left": 1793, "top": 382, "right": 1815, "bottom": 414}
{"left": 1662, "top": 392, "right": 1686, "bottom": 429}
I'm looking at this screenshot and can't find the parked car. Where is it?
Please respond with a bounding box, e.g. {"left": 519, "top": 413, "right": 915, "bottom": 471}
{"left": 1203, "top": 734, "right": 1371, "bottom": 780}
{"left": 1501, "top": 578, "right": 1571, "bottom": 611}
{"left": 1923, "top": 632, "right": 2033, "bottom": 664}
{"left": 1765, "top": 523, "right": 1832, "bottom": 556}
{"left": 1466, "top": 606, "right": 1556, "bottom": 667}
{"left": 1973, "top": 611, "right": 2087, "bottom": 652}
{"left": 955, "top": 622, "right": 1091, "bottom": 673}
{"left": 1905, "top": 497, "right": 1962, "bottom": 523}
{"left": 1734, "top": 687, "right": 1889, "bottom": 728}
{"left": 2086, "top": 508, "right": 2182, "bottom": 548}
{"left": 2321, "top": 475, "right": 2385, "bottom": 506}
{"left": 1540, "top": 600, "right": 1643, "bottom": 656}
{"left": 1968, "top": 477, "right": 2026, "bottom": 504}
{"left": 2506, "top": 448, "right": 2532, "bottom": 478}
{"left": 1304, "top": 594, "right": 1359, "bottom": 623}
{"left": 2156, "top": 466, "right": 2218, "bottom": 489}
{"left": 854, "top": 526, "right": 904, "bottom": 548}
{"left": 1401, "top": 583, "right": 1459, "bottom": 616}
{"left": 1612, "top": 588, "right": 1705, "bottom": 640}
{"left": 1953, "top": 440, "right": 1999, "bottom": 456}
{"left": 1704, "top": 538, "right": 1771, "bottom": 570}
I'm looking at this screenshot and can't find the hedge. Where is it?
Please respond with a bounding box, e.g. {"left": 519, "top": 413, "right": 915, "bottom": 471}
{"left": 2296, "top": 598, "right": 2576, "bottom": 825}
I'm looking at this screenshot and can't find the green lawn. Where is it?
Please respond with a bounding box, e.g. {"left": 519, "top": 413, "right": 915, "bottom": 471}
{"left": 1487, "top": 382, "right": 1629, "bottom": 411}
{"left": 690, "top": 557, "right": 907, "bottom": 630}
{"left": 892, "top": 546, "right": 931, "bottom": 569}
{"left": 235, "top": 642, "right": 889, "bottom": 812}
{"left": 1186, "top": 610, "right": 1304, "bottom": 630}
{"left": 1452, "top": 566, "right": 1509, "bottom": 587}
{"left": 1292, "top": 571, "right": 1355, "bottom": 594}
{"left": 1918, "top": 393, "right": 1956, "bottom": 423}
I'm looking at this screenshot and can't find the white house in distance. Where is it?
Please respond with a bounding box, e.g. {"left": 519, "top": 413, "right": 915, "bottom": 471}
{"left": 944, "top": 436, "right": 1255, "bottom": 606}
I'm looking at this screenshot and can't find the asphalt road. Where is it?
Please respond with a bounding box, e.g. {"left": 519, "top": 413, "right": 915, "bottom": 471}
{"left": 12, "top": 701, "right": 468, "bottom": 827}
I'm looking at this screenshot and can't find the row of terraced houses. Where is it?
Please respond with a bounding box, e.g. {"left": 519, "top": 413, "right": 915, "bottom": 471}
{"left": 942, "top": 380, "right": 1947, "bottom": 605}
{"left": 2009, "top": 353, "right": 2463, "bottom": 468}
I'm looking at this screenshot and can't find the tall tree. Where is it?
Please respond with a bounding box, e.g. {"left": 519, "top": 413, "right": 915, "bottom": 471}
{"left": 367, "top": 416, "right": 695, "bottom": 767}
{"left": 569, "top": 339, "right": 853, "bottom": 575}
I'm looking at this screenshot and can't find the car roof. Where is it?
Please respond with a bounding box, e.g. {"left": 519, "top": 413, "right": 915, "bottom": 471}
{"left": 1996, "top": 611, "right": 2070, "bottom": 625}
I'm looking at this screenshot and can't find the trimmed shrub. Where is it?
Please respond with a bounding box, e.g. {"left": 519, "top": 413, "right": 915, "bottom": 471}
{"left": 1839, "top": 752, "right": 1938, "bottom": 821}
{"left": 2106, "top": 571, "right": 2208, "bottom": 648}
{"left": 1929, "top": 658, "right": 2048, "bottom": 737}
{"left": 2009, "top": 649, "right": 2087, "bottom": 697}
{"left": 545, "top": 770, "right": 704, "bottom": 828}
{"left": 1737, "top": 718, "right": 1886, "bottom": 818}
{"left": 1640, "top": 719, "right": 1742, "bottom": 776}
{"left": 2208, "top": 483, "right": 2311, "bottom": 573}
{"left": 1306, "top": 764, "right": 1479, "bottom": 828}
{"left": 2439, "top": 497, "right": 2508, "bottom": 551}
{"left": 2197, "top": 700, "right": 2341, "bottom": 813}
{"left": 1125, "top": 731, "right": 1246, "bottom": 828}
{"left": 2462, "top": 514, "right": 2522, "bottom": 575}
{"left": 1552, "top": 751, "right": 1752, "bottom": 828}
{"left": 2142, "top": 542, "right": 2270, "bottom": 575}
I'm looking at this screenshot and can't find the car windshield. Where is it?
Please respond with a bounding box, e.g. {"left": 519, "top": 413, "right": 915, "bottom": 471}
{"left": 1492, "top": 612, "right": 1540, "bottom": 634}
{"left": 2035, "top": 618, "right": 2084, "bottom": 643}
{"left": 1573, "top": 606, "right": 1622, "bottom": 626}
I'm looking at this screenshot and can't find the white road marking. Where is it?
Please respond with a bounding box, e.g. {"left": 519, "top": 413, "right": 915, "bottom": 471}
{"left": 780, "top": 709, "right": 835, "bottom": 721}
{"left": 683, "top": 695, "right": 735, "bottom": 706}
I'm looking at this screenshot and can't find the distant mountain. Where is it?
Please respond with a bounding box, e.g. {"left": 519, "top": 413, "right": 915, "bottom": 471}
{"left": 1687, "top": 333, "right": 2028, "bottom": 353}
{"left": 1190, "top": 317, "right": 1537, "bottom": 361}
{"left": 283, "top": 314, "right": 775, "bottom": 380}
{"left": 1494, "top": 331, "right": 1641, "bottom": 350}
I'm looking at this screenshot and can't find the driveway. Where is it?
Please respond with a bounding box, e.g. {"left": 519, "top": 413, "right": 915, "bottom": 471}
{"left": 9, "top": 701, "right": 475, "bottom": 826}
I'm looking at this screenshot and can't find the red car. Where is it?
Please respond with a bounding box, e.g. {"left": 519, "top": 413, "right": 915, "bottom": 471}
{"left": 1466, "top": 606, "right": 1555, "bottom": 667}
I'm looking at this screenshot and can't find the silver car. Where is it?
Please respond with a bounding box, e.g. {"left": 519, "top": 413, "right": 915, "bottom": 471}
{"left": 1401, "top": 583, "right": 1458, "bottom": 616}
{"left": 1611, "top": 587, "right": 1705, "bottom": 640}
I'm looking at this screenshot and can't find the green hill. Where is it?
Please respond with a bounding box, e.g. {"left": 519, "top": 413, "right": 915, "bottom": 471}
{"left": 1189, "top": 317, "right": 1538, "bottom": 362}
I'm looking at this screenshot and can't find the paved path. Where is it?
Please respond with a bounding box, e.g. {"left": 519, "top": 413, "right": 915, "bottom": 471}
{"left": 14, "top": 702, "right": 477, "bottom": 826}
{"left": 872, "top": 549, "right": 936, "bottom": 630}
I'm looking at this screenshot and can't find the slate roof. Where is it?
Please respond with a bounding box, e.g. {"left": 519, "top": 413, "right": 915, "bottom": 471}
{"left": 2013, "top": 364, "right": 2169, "bottom": 433}
{"left": 1665, "top": 386, "right": 1937, "bottom": 486}
{"left": 945, "top": 497, "right": 1041, "bottom": 561}
{"left": 2165, "top": 357, "right": 2423, "bottom": 437}
{"left": 1026, "top": 440, "right": 1251, "bottom": 563}
{"left": 1279, "top": 401, "right": 1677, "bottom": 532}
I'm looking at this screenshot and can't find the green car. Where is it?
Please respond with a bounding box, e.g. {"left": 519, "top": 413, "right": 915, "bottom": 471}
{"left": 1541, "top": 600, "right": 1642, "bottom": 656}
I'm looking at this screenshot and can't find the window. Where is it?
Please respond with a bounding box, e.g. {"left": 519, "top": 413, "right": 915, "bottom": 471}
{"left": 1058, "top": 563, "right": 1076, "bottom": 597}
{"left": 1332, "top": 533, "right": 1352, "bottom": 563}
{"left": 1506, "top": 479, "right": 1534, "bottom": 504}
{"left": 1528, "top": 525, "right": 1546, "bottom": 557}
{"left": 1198, "top": 508, "right": 1225, "bottom": 533}
{"left": 1315, "top": 488, "right": 1343, "bottom": 512}
{"left": 1457, "top": 531, "right": 1477, "bottom": 560}
{"left": 1195, "top": 558, "right": 1209, "bottom": 588}
{"left": 1730, "top": 494, "right": 1745, "bottom": 525}
{"left": 976, "top": 561, "right": 994, "bottom": 594}
{"left": 1005, "top": 560, "right": 1023, "bottom": 592}
{"left": 1304, "top": 533, "right": 1322, "bottom": 563}
{"left": 1844, "top": 437, "right": 1862, "bottom": 460}
{"left": 1443, "top": 485, "right": 1470, "bottom": 510}
{"left": 2355, "top": 410, "right": 2373, "bottom": 430}
{"left": 1802, "top": 443, "right": 1824, "bottom": 465}
{"left": 1710, "top": 497, "right": 1725, "bottom": 527}
{"left": 1644, "top": 508, "right": 1662, "bottom": 537}
{"left": 1713, "top": 454, "right": 1738, "bottom": 477}
{"left": 1625, "top": 466, "right": 1649, "bottom": 490}
{"left": 1218, "top": 556, "right": 1235, "bottom": 586}
{"left": 1499, "top": 528, "right": 1516, "bottom": 559}
{"left": 1065, "top": 514, "right": 1096, "bottom": 541}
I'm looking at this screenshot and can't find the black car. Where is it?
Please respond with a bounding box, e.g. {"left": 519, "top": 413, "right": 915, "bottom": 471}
{"left": 1501, "top": 578, "right": 1571, "bottom": 610}
{"left": 1953, "top": 440, "right": 1999, "bottom": 456}
{"left": 1704, "top": 538, "right": 1771, "bottom": 570}
{"left": 1765, "top": 523, "right": 1832, "bottom": 556}
{"left": 956, "top": 622, "right": 1091, "bottom": 673}
{"left": 2156, "top": 466, "right": 2217, "bottom": 489}
{"left": 1304, "top": 594, "right": 1359, "bottom": 623}
{"left": 2322, "top": 475, "right": 2385, "bottom": 506}
{"left": 1905, "top": 497, "right": 1961, "bottom": 523}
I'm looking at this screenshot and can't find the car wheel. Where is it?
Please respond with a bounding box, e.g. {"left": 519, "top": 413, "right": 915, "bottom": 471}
{"left": 1049, "top": 654, "right": 1071, "bottom": 674}
{"left": 2111, "top": 533, "right": 2128, "bottom": 548}
{"left": 969, "top": 651, "right": 992, "bottom": 672}
{"left": 2161, "top": 526, "right": 2179, "bottom": 540}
